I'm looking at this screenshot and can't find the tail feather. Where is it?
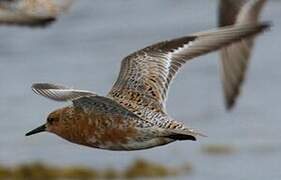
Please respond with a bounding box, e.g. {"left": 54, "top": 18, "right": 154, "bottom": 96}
{"left": 170, "top": 128, "right": 207, "bottom": 138}
{"left": 163, "top": 128, "right": 207, "bottom": 141}
{"left": 166, "top": 134, "right": 197, "bottom": 141}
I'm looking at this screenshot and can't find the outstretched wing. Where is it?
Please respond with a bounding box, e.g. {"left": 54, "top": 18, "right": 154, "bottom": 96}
{"left": 108, "top": 23, "right": 270, "bottom": 115}
{"left": 219, "top": 0, "right": 267, "bottom": 109}
{"left": 0, "top": 0, "right": 72, "bottom": 27}
{"left": 32, "top": 83, "right": 96, "bottom": 101}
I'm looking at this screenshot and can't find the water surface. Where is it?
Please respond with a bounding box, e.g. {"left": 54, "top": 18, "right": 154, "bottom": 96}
{"left": 0, "top": 0, "right": 280, "bottom": 179}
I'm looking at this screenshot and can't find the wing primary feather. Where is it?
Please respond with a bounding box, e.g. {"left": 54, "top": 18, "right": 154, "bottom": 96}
{"left": 218, "top": 0, "right": 268, "bottom": 110}
{"left": 32, "top": 83, "right": 96, "bottom": 102}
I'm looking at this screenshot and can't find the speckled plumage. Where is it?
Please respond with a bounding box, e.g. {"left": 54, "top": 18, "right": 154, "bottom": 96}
{"left": 48, "top": 96, "right": 171, "bottom": 150}
{"left": 26, "top": 22, "right": 270, "bottom": 150}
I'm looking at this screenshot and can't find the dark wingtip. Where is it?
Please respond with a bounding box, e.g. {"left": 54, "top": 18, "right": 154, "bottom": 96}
{"left": 224, "top": 85, "right": 240, "bottom": 111}
{"left": 167, "top": 134, "right": 197, "bottom": 141}
{"left": 259, "top": 21, "right": 273, "bottom": 32}
{"left": 31, "top": 83, "right": 66, "bottom": 90}
{"left": 190, "top": 136, "right": 197, "bottom": 141}
{"left": 225, "top": 99, "right": 236, "bottom": 111}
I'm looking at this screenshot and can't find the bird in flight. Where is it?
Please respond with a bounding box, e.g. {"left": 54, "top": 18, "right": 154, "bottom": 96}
{"left": 26, "top": 23, "right": 270, "bottom": 151}
{"left": 218, "top": 0, "right": 267, "bottom": 109}
{"left": 0, "top": 0, "right": 73, "bottom": 27}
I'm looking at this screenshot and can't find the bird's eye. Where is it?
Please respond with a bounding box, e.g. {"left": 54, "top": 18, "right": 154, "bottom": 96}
{"left": 47, "top": 117, "right": 55, "bottom": 124}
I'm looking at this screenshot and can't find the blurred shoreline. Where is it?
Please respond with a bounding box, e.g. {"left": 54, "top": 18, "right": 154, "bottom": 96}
{"left": 0, "top": 158, "right": 192, "bottom": 179}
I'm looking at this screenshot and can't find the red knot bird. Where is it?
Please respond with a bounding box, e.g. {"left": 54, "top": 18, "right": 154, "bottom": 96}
{"left": 218, "top": 0, "right": 267, "bottom": 109}
{"left": 26, "top": 22, "right": 270, "bottom": 151}
{"left": 0, "top": 0, "right": 73, "bottom": 27}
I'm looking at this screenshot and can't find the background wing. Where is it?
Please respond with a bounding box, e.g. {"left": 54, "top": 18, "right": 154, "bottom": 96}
{"left": 219, "top": 0, "right": 267, "bottom": 109}
{"left": 219, "top": 0, "right": 246, "bottom": 26}
{"left": 108, "top": 23, "right": 269, "bottom": 116}
{"left": 32, "top": 83, "right": 96, "bottom": 101}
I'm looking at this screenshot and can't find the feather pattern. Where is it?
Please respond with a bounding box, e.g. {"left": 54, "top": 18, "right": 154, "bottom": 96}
{"left": 108, "top": 23, "right": 270, "bottom": 116}
{"left": 32, "top": 83, "right": 96, "bottom": 101}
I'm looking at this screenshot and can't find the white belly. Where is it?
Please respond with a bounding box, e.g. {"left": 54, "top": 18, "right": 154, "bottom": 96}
{"left": 87, "top": 137, "right": 175, "bottom": 151}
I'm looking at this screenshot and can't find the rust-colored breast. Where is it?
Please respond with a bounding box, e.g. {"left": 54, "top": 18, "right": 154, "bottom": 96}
{"left": 56, "top": 106, "right": 138, "bottom": 149}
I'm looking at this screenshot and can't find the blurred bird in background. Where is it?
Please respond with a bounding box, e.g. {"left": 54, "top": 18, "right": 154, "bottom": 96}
{"left": 0, "top": 0, "right": 73, "bottom": 27}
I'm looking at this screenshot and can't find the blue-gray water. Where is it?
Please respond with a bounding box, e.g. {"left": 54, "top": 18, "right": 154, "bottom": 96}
{"left": 0, "top": 0, "right": 280, "bottom": 179}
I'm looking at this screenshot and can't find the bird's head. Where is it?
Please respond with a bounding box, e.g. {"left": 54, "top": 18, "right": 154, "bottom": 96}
{"left": 25, "top": 109, "right": 64, "bottom": 137}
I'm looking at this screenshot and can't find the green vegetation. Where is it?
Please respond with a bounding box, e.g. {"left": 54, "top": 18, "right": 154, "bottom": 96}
{"left": 0, "top": 159, "right": 192, "bottom": 180}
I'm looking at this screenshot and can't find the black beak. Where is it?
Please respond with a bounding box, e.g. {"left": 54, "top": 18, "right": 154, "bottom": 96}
{"left": 25, "top": 124, "right": 46, "bottom": 136}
